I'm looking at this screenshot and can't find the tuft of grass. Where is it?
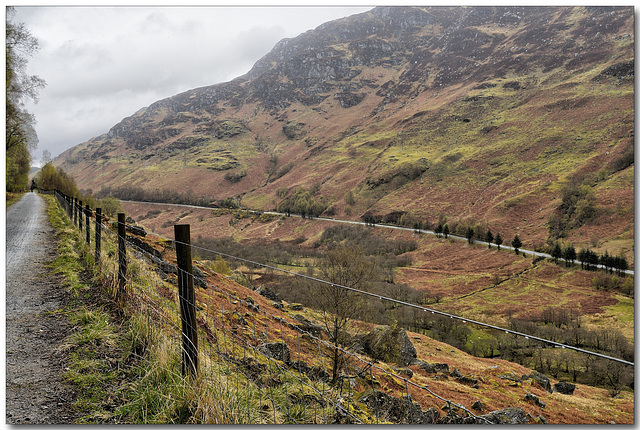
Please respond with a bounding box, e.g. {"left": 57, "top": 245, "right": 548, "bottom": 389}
{"left": 44, "top": 195, "right": 131, "bottom": 422}
{"left": 68, "top": 308, "right": 118, "bottom": 348}
{"left": 114, "top": 336, "right": 268, "bottom": 424}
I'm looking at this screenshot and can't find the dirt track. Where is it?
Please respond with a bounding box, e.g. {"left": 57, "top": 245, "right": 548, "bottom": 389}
{"left": 5, "top": 192, "right": 77, "bottom": 424}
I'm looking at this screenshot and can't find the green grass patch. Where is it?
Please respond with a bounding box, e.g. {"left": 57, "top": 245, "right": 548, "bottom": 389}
{"left": 44, "top": 194, "right": 338, "bottom": 424}
{"left": 44, "top": 195, "right": 128, "bottom": 422}
{"left": 6, "top": 191, "right": 25, "bottom": 207}
{"left": 607, "top": 295, "right": 634, "bottom": 325}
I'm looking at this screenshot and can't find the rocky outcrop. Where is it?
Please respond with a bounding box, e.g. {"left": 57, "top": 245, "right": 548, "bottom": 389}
{"left": 596, "top": 59, "right": 634, "bottom": 80}
{"left": 70, "top": 5, "right": 634, "bottom": 149}
{"left": 480, "top": 407, "right": 529, "bottom": 424}
{"left": 358, "top": 390, "right": 440, "bottom": 424}
{"left": 255, "top": 286, "right": 280, "bottom": 302}
{"left": 127, "top": 225, "right": 147, "bottom": 237}
{"left": 416, "top": 360, "right": 437, "bottom": 373}
{"left": 362, "top": 325, "right": 416, "bottom": 366}
{"left": 355, "top": 390, "right": 529, "bottom": 425}
{"left": 524, "top": 392, "right": 546, "bottom": 408}
{"left": 293, "top": 314, "right": 325, "bottom": 338}
{"left": 257, "top": 342, "right": 290, "bottom": 363}
{"left": 126, "top": 235, "right": 161, "bottom": 259}
{"left": 554, "top": 381, "right": 576, "bottom": 395}
{"left": 523, "top": 371, "right": 553, "bottom": 393}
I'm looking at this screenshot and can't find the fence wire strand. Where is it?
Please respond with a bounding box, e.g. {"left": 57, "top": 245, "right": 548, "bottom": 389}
{"left": 53, "top": 191, "right": 500, "bottom": 424}
{"left": 53, "top": 191, "right": 631, "bottom": 425}
{"left": 148, "top": 228, "right": 633, "bottom": 367}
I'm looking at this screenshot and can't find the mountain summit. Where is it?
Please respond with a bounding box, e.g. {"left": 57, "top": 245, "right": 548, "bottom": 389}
{"left": 56, "top": 6, "right": 634, "bottom": 253}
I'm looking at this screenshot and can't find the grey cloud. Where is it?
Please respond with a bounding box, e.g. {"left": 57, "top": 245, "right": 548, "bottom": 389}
{"left": 15, "top": 6, "right": 373, "bottom": 163}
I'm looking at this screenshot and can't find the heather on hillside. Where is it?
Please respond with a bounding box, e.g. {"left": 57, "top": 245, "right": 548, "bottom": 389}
{"left": 56, "top": 6, "right": 633, "bottom": 262}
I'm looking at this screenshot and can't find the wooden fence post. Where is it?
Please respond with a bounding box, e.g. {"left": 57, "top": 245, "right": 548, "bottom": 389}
{"left": 73, "top": 197, "right": 77, "bottom": 226}
{"left": 174, "top": 224, "right": 198, "bottom": 377}
{"left": 95, "top": 208, "right": 102, "bottom": 264}
{"left": 79, "top": 200, "right": 83, "bottom": 233}
{"left": 117, "top": 213, "right": 127, "bottom": 302}
{"left": 85, "top": 204, "right": 91, "bottom": 245}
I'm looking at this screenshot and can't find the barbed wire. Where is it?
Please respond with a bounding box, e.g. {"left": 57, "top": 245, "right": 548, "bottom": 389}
{"left": 52, "top": 194, "right": 351, "bottom": 423}
{"left": 189, "top": 280, "right": 363, "bottom": 424}
{"left": 98, "top": 212, "right": 497, "bottom": 423}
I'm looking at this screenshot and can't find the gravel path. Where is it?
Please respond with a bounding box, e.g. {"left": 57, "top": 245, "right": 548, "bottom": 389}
{"left": 6, "top": 192, "right": 77, "bottom": 424}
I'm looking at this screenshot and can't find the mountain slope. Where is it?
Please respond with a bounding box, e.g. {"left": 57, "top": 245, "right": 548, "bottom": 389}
{"left": 55, "top": 6, "right": 634, "bottom": 256}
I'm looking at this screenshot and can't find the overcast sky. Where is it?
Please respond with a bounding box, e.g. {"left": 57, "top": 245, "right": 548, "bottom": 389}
{"left": 12, "top": 5, "right": 374, "bottom": 166}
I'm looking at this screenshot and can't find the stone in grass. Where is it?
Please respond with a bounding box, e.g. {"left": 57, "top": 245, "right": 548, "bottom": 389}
{"left": 362, "top": 325, "right": 417, "bottom": 367}
{"left": 255, "top": 286, "right": 281, "bottom": 302}
{"left": 433, "top": 363, "right": 450, "bottom": 374}
{"left": 292, "top": 314, "right": 324, "bottom": 338}
{"left": 257, "top": 342, "right": 290, "bottom": 363}
{"left": 554, "top": 381, "right": 576, "bottom": 395}
{"left": 471, "top": 400, "right": 483, "bottom": 411}
{"left": 392, "top": 367, "right": 413, "bottom": 378}
{"left": 523, "top": 370, "right": 552, "bottom": 393}
{"left": 480, "top": 407, "right": 529, "bottom": 424}
{"left": 416, "top": 360, "right": 436, "bottom": 373}
{"left": 524, "top": 392, "right": 546, "bottom": 408}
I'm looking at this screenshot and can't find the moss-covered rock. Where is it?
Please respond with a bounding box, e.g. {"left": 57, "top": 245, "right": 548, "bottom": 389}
{"left": 362, "top": 325, "right": 416, "bottom": 366}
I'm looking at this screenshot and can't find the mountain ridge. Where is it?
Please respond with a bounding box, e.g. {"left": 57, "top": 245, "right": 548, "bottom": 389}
{"left": 55, "top": 5, "right": 634, "bottom": 258}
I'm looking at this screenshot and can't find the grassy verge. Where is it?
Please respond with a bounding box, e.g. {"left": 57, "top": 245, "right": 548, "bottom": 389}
{"left": 45, "top": 194, "right": 129, "bottom": 422}
{"left": 44, "top": 194, "right": 296, "bottom": 424}
{"left": 6, "top": 191, "right": 25, "bottom": 207}
{"left": 45, "top": 195, "right": 212, "bottom": 423}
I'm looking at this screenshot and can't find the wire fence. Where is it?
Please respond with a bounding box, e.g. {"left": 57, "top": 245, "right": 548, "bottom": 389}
{"left": 52, "top": 190, "right": 633, "bottom": 424}
{"left": 53, "top": 190, "right": 498, "bottom": 424}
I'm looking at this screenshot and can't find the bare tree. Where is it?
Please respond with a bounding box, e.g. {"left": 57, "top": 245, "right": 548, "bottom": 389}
{"left": 41, "top": 149, "right": 52, "bottom": 166}
{"left": 316, "top": 245, "right": 377, "bottom": 383}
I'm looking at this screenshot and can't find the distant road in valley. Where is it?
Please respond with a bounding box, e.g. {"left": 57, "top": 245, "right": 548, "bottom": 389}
{"left": 122, "top": 200, "right": 634, "bottom": 276}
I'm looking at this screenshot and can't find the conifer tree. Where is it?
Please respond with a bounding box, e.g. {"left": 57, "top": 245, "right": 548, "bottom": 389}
{"left": 551, "top": 242, "right": 563, "bottom": 264}
{"left": 485, "top": 229, "right": 494, "bottom": 248}
{"left": 434, "top": 223, "right": 443, "bottom": 238}
{"left": 495, "top": 232, "right": 503, "bottom": 250}
{"left": 466, "top": 227, "right": 474, "bottom": 244}
{"left": 511, "top": 234, "right": 522, "bottom": 255}
{"left": 563, "top": 244, "right": 576, "bottom": 267}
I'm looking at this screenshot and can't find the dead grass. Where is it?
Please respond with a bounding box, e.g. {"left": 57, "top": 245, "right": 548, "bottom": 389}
{"left": 115, "top": 203, "right": 636, "bottom": 424}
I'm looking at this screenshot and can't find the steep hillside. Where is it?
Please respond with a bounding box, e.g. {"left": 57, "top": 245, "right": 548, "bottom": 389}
{"left": 101, "top": 211, "right": 635, "bottom": 424}
{"left": 56, "top": 6, "right": 634, "bottom": 256}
